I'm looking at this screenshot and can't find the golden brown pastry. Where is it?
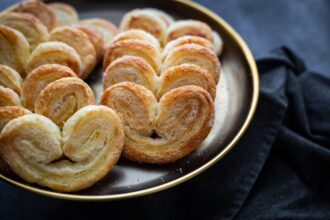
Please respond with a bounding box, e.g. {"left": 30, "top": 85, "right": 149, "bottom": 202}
{"left": 49, "top": 26, "right": 97, "bottom": 79}
{"left": 11, "top": 1, "right": 56, "bottom": 31}
{"left": 0, "top": 105, "right": 124, "bottom": 192}
{"left": 22, "top": 64, "right": 77, "bottom": 111}
{"left": 143, "top": 8, "right": 174, "bottom": 27}
{"left": 100, "top": 82, "right": 214, "bottom": 164}
{"left": 0, "top": 12, "right": 49, "bottom": 50}
{"left": 0, "top": 64, "right": 22, "bottom": 95}
{"left": 35, "top": 77, "right": 95, "bottom": 128}
{"left": 157, "top": 64, "right": 216, "bottom": 100}
{"left": 103, "top": 39, "right": 161, "bottom": 74}
{"left": 48, "top": 2, "right": 79, "bottom": 27}
{"left": 103, "top": 55, "right": 158, "bottom": 94}
{"left": 111, "top": 29, "right": 160, "bottom": 50}
{"left": 79, "top": 18, "right": 118, "bottom": 48}
{"left": 212, "top": 31, "right": 224, "bottom": 56}
{"left": 163, "top": 20, "right": 213, "bottom": 46}
{"left": 162, "top": 35, "right": 215, "bottom": 61}
{"left": 120, "top": 9, "right": 167, "bottom": 41}
{"left": 0, "top": 86, "right": 21, "bottom": 107}
{"left": 72, "top": 24, "right": 105, "bottom": 62}
{"left": 26, "top": 41, "right": 82, "bottom": 76}
{"left": 0, "top": 25, "right": 30, "bottom": 76}
{"left": 162, "top": 43, "right": 221, "bottom": 83}
{"left": 0, "top": 106, "right": 31, "bottom": 175}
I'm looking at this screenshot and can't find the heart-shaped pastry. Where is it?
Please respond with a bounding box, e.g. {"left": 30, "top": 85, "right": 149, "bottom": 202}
{"left": 0, "top": 105, "right": 124, "bottom": 192}
{"left": 100, "top": 82, "right": 214, "bottom": 164}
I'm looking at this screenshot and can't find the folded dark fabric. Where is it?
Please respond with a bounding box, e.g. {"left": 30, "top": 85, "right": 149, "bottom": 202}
{"left": 0, "top": 47, "right": 329, "bottom": 220}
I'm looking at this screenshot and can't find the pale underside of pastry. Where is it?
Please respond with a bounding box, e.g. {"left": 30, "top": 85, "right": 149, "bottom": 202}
{"left": 0, "top": 64, "right": 22, "bottom": 96}
{"left": 0, "top": 25, "right": 30, "bottom": 77}
{"left": 48, "top": 2, "right": 79, "bottom": 27}
{"left": 162, "top": 43, "right": 221, "bottom": 83}
{"left": 212, "top": 31, "right": 224, "bottom": 56}
{"left": 0, "top": 105, "right": 124, "bottom": 192}
{"left": 0, "top": 86, "right": 21, "bottom": 107}
{"left": 100, "top": 82, "right": 215, "bottom": 164}
{"left": 22, "top": 64, "right": 77, "bottom": 111}
{"left": 0, "top": 106, "right": 31, "bottom": 176}
{"left": 120, "top": 9, "right": 168, "bottom": 42}
{"left": 103, "top": 55, "right": 158, "bottom": 94}
{"left": 162, "top": 35, "right": 215, "bottom": 61}
{"left": 79, "top": 18, "right": 118, "bottom": 48}
{"left": 11, "top": 1, "right": 56, "bottom": 31}
{"left": 163, "top": 20, "right": 214, "bottom": 46}
{"left": 26, "top": 41, "right": 82, "bottom": 76}
{"left": 34, "top": 77, "right": 95, "bottom": 128}
{"left": 0, "top": 12, "right": 49, "bottom": 50}
{"left": 49, "top": 26, "right": 97, "bottom": 80}
{"left": 111, "top": 29, "right": 161, "bottom": 50}
{"left": 103, "top": 39, "right": 162, "bottom": 74}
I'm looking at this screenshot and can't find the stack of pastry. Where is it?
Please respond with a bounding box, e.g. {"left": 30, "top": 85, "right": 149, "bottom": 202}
{"left": 0, "top": 1, "right": 223, "bottom": 192}
{"left": 101, "top": 8, "right": 222, "bottom": 164}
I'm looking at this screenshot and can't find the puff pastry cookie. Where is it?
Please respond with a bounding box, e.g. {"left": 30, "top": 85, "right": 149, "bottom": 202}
{"left": 0, "top": 12, "right": 49, "bottom": 50}
{"left": 120, "top": 9, "right": 168, "bottom": 41}
{"left": 0, "top": 105, "right": 124, "bottom": 192}
{"left": 0, "top": 25, "right": 30, "bottom": 76}
{"left": 103, "top": 39, "right": 162, "bottom": 74}
{"left": 48, "top": 2, "right": 79, "bottom": 27}
{"left": 12, "top": 1, "right": 56, "bottom": 31}
{"left": 34, "top": 77, "right": 95, "bottom": 128}
{"left": 80, "top": 18, "right": 118, "bottom": 48}
{"left": 0, "top": 86, "right": 21, "bottom": 107}
{"left": 26, "top": 41, "right": 82, "bottom": 76}
{"left": 49, "top": 26, "right": 97, "bottom": 79}
{"left": 0, "top": 64, "right": 22, "bottom": 96}
{"left": 163, "top": 20, "right": 214, "bottom": 45}
{"left": 22, "top": 64, "right": 77, "bottom": 111}
{"left": 212, "top": 31, "right": 224, "bottom": 56}
{"left": 163, "top": 43, "right": 220, "bottom": 83}
{"left": 101, "top": 82, "right": 214, "bottom": 164}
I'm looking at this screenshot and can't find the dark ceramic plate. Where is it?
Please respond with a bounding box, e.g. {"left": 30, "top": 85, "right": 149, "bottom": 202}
{"left": 0, "top": 0, "right": 259, "bottom": 201}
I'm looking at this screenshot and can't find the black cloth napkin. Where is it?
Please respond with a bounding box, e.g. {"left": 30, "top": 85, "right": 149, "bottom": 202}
{"left": 1, "top": 47, "right": 329, "bottom": 220}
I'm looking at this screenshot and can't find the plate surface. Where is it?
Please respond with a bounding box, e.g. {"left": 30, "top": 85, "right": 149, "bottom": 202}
{"left": 0, "top": 0, "right": 259, "bottom": 201}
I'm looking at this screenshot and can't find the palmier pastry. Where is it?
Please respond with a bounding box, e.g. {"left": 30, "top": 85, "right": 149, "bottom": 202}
{"left": 72, "top": 24, "right": 105, "bottom": 61}
{"left": 0, "top": 86, "right": 21, "bottom": 107}
{"left": 22, "top": 64, "right": 77, "bottom": 111}
{"left": 26, "top": 41, "right": 82, "bottom": 76}
{"left": 162, "top": 35, "right": 215, "bottom": 61}
{"left": 103, "top": 39, "right": 161, "bottom": 74}
{"left": 0, "top": 25, "right": 30, "bottom": 76}
{"left": 111, "top": 29, "right": 160, "bottom": 50}
{"left": 212, "top": 31, "right": 224, "bottom": 56}
{"left": 0, "top": 106, "right": 31, "bottom": 175}
{"left": 143, "top": 8, "right": 174, "bottom": 27}
{"left": 34, "top": 77, "right": 95, "bottom": 128}
{"left": 120, "top": 9, "right": 167, "bottom": 41}
{"left": 11, "top": 1, "right": 56, "bottom": 31}
{"left": 100, "top": 82, "right": 214, "bottom": 164}
{"left": 162, "top": 43, "right": 220, "bottom": 83}
{"left": 103, "top": 55, "right": 158, "bottom": 94}
{"left": 79, "top": 18, "right": 118, "bottom": 48}
{"left": 157, "top": 64, "right": 216, "bottom": 100}
{"left": 0, "top": 12, "right": 49, "bottom": 50}
{"left": 0, "top": 64, "right": 22, "bottom": 95}
{"left": 48, "top": 2, "right": 79, "bottom": 27}
{"left": 49, "top": 26, "right": 97, "bottom": 79}
{"left": 0, "top": 105, "right": 124, "bottom": 192}
{"left": 163, "top": 20, "right": 213, "bottom": 45}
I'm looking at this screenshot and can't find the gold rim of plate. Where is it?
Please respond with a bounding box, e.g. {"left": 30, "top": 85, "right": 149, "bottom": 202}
{"left": 0, "top": 0, "right": 259, "bottom": 201}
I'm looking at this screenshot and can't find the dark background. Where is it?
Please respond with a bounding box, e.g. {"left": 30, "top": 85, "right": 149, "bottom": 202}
{"left": 1, "top": 1, "right": 329, "bottom": 219}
